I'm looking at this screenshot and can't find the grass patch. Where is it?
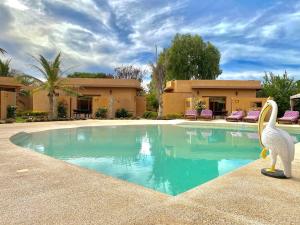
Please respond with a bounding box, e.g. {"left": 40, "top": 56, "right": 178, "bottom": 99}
{"left": 15, "top": 117, "right": 26, "bottom": 123}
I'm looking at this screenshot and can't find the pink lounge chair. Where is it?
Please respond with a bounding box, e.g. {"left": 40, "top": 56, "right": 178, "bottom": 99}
{"left": 226, "top": 111, "right": 244, "bottom": 122}
{"left": 199, "top": 109, "right": 213, "bottom": 120}
{"left": 185, "top": 109, "right": 198, "bottom": 120}
{"left": 278, "top": 111, "right": 299, "bottom": 124}
{"left": 243, "top": 110, "right": 260, "bottom": 123}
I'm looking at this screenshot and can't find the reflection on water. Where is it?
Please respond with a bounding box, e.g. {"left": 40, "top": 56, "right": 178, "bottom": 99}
{"left": 11, "top": 125, "right": 300, "bottom": 196}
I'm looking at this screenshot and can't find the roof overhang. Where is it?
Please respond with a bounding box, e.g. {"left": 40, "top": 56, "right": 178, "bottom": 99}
{"left": 290, "top": 93, "right": 300, "bottom": 100}
{"left": 191, "top": 85, "right": 261, "bottom": 90}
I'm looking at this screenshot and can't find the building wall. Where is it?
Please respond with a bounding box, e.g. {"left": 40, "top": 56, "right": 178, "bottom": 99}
{"left": 163, "top": 80, "right": 267, "bottom": 116}
{"left": 231, "top": 97, "right": 267, "bottom": 112}
{"left": 165, "top": 80, "right": 261, "bottom": 92}
{"left": 32, "top": 90, "right": 50, "bottom": 112}
{"left": 0, "top": 91, "right": 16, "bottom": 120}
{"left": 32, "top": 87, "right": 143, "bottom": 118}
{"left": 136, "top": 96, "right": 146, "bottom": 117}
{"left": 17, "top": 95, "right": 33, "bottom": 112}
{"left": 162, "top": 92, "right": 193, "bottom": 116}
{"left": 193, "top": 88, "right": 257, "bottom": 114}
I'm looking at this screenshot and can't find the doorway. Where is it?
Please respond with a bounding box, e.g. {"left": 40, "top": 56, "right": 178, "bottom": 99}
{"left": 209, "top": 97, "right": 226, "bottom": 116}
{"left": 77, "top": 96, "right": 92, "bottom": 113}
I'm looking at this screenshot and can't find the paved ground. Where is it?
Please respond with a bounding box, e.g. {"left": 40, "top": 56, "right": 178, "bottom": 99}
{"left": 0, "top": 120, "right": 299, "bottom": 225}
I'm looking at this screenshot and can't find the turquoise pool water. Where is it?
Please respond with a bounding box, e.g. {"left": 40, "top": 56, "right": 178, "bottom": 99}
{"left": 11, "top": 125, "right": 300, "bottom": 195}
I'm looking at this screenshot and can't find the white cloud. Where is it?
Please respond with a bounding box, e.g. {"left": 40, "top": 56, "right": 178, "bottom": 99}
{"left": 0, "top": 0, "right": 300, "bottom": 82}
{"left": 4, "top": 0, "right": 29, "bottom": 11}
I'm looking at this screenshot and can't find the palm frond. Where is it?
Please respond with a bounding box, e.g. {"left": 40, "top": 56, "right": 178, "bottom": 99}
{"left": 60, "top": 86, "right": 80, "bottom": 96}
{"left": 0, "top": 48, "right": 6, "bottom": 54}
{"left": 15, "top": 74, "right": 43, "bottom": 87}
{"left": 0, "top": 58, "right": 11, "bottom": 76}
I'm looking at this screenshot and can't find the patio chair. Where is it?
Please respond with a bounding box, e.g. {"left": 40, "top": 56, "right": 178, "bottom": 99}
{"left": 243, "top": 110, "right": 260, "bottom": 123}
{"left": 199, "top": 109, "right": 213, "bottom": 120}
{"left": 278, "top": 111, "right": 299, "bottom": 124}
{"left": 185, "top": 109, "right": 198, "bottom": 120}
{"left": 226, "top": 111, "right": 244, "bottom": 122}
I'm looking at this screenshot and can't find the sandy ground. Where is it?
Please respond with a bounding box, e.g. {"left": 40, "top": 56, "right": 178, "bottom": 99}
{"left": 0, "top": 119, "right": 299, "bottom": 225}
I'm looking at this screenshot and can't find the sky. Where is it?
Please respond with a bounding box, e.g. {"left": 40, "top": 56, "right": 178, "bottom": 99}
{"left": 1, "top": 0, "right": 300, "bottom": 85}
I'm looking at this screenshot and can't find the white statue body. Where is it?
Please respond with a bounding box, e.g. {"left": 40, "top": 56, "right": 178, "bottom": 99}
{"left": 258, "top": 100, "right": 295, "bottom": 178}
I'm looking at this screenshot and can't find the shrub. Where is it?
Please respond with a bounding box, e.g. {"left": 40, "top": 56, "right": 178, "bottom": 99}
{"left": 16, "top": 111, "right": 48, "bottom": 118}
{"left": 115, "top": 108, "right": 131, "bottom": 118}
{"left": 7, "top": 105, "right": 17, "bottom": 119}
{"left": 5, "top": 118, "right": 15, "bottom": 123}
{"left": 143, "top": 111, "right": 158, "bottom": 119}
{"left": 194, "top": 100, "right": 206, "bottom": 114}
{"left": 95, "top": 108, "right": 107, "bottom": 118}
{"left": 57, "top": 101, "right": 67, "bottom": 118}
{"left": 165, "top": 113, "right": 183, "bottom": 120}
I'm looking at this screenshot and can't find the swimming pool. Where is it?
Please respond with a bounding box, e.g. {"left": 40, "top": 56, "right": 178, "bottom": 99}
{"left": 10, "top": 124, "right": 300, "bottom": 195}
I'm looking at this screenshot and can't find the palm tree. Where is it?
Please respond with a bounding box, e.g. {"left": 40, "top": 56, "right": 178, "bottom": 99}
{"left": 0, "top": 48, "right": 6, "bottom": 54}
{"left": 32, "top": 53, "right": 77, "bottom": 119}
{"left": 0, "top": 58, "right": 11, "bottom": 76}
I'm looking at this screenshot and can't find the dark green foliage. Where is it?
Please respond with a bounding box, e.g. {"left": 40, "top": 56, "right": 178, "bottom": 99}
{"left": 164, "top": 34, "right": 222, "bottom": 80}
{"left": 16, "top": 111, "right": 48, "bottom": 118}
{"left": 7, "top": 105, "right": 16, "bottom": 119}
{"left": 67, "top": 72, "right": 113, "bottom": 79}
{"left": 146, "top": 93, "right": 159, "bottom": 111}
{"left": 258, "top": 71, "right": 299, "bottom": 117}
{"left": 0, "top": 59, "right": 11, "bottom": 76}
{"left": 143, "top": 111, "right": 158, "bottom": 119}
{"left": 194, "top": 101, "right": 206, "bottom": 114}
{"left": 57, "top": 101, "right": 67, "bottom": 118}
{"left": 95, "top": 108, "right": 107, "bottom": 118}
{"left": 115, "top": 108, "right": 131, "bottom": 118}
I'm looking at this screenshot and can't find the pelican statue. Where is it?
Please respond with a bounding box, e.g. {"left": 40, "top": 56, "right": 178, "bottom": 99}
{"left": 258, "top": 99, "right": 295, "bottom": 178}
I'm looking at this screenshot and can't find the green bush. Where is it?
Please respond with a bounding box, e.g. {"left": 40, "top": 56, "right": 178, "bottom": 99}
{"left": 95, "top": 108, "right": 107, "bottom": 118}
{"left": 142, "top": 111, "right": 158, "bottom": 119}
{"left": 57, "top": 101, "right": 67, "bottom": 118}
{"left": 165, "top": 113, "right": 183, "bottom": 120}
{"left": 115, "top": 108, "right": 131, "bottom": 118}
{"left": 17, "top": 111, "right": 48, "bottom": 118}
{"left": 7, "top": 105, "right": 17, "bottom": 119}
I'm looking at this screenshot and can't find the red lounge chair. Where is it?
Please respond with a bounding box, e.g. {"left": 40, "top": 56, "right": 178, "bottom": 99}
{"left": 243, "top": 110, "right": 260, "bottom": 123}
{"left": 226, "top": 111, "right": 244, "bottom": 122}
{"left": 199, "top": 109, "right": 213, "bottom": 120}
{"left": 278, "top": 111, "right": 299, "bottom": 124}
{"left": 185, "top": 109, "right": 198, "bottom": 120}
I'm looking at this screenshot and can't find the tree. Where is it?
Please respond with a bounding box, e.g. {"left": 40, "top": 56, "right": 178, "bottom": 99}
{"left": 149, "top": 53, "right": 166, "bottom": 118}
{"left": 114, "top": 65, "right": 145, "bottom": 82}
{"left": 0, "top": 48, "right": 6, "bottom": 54}
{"left": 0, "top": 59, "right": 11, "bottom": 76}
{"left": 67, "top": 72, "right": 113, "bottom": 79}
{"left": 32, "top": 53, "right": 77, "bottom": 119}
{"left": 164, "top": 33, "right": 222, "bottom": 80}
{"left": 258, "top": 71, "right": 298, "bottom": 117}
{"left": 16, "top": 74, "right": 43, "bottom": 87}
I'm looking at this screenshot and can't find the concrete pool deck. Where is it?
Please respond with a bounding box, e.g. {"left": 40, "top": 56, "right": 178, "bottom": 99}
{"left": 0, "top": 120, "right": 299, "bottom": 225}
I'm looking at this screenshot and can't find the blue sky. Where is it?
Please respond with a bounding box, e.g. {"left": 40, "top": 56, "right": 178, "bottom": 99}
{"left": 0, "top": 0, "right": 300, "bottom": 85}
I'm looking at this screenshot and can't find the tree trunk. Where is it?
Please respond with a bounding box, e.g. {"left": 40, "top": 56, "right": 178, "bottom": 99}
{"left": 157, "top": 92, "right": 163, "bottom": 119}
{"left": 48, "top": 94, "right": 54, "bottom": 120}
{"left": 48, "top": 93, "right": 57, "bottom": 119}
{"left": 53, "top": 94, "right": 57, "bottom": 119}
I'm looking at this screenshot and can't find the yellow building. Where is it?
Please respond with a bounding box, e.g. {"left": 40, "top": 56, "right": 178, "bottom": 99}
{"left": 163, "top": 80, "right": 267, "bottom": 117}
{"left": 32, "top": 78, "right": 146, "bottom": 118}
{"left": 0, "top": 77, "right": 22, "bottom": 120}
